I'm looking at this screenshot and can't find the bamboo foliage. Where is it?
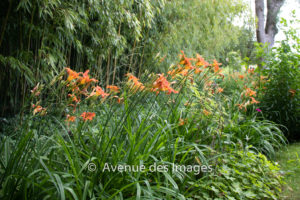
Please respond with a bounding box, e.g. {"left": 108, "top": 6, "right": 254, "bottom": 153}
{"left": 0, "top": 0, "right": 165, "bottom": 116}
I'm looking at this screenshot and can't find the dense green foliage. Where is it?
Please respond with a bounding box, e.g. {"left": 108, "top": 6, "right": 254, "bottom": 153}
{"left": 0, "top": 0, "right": 255, "bottom": 116}
{"left": 0, "top": 0, "right": 165, "bottom": 115}
{"left": 258, "top": 18, "right": 300, "bottom": 140}
{"left": 0, "top": 53, "right": 285, "bottom": 199}
{"left": 2, "top": 1, "right": 298, "bottom": 199}
{"left": 155, "top": 0, "right": 254, "bottom": 68}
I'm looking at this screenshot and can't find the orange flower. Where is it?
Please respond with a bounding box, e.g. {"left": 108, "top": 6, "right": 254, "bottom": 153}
{"left": 32, "top": 105, "right": 47, "bottom": 115}
{"left": 236, "top": 103, "right": 247, "bottom": 111}
{"left": 33, "top": 105, "right": 43, "bottom": 114}
{"left": 126, "top": 73, "right": 145, "bottom": 91}
{"left": 89, "top": 86, "right": 109, "bottom": 98}
{"left": 260, "top": 75, "right": 267, "bottom": 80}
{"left": 250, "top": 97, "right": 260, "bottom": 104}
{"left": 68, "top": 94, "right": 80, "bottom": 103}
{"left": 113, "top": 96, "right": 124, "bottom": 104}
{"left": 195, "top": 54, "right": 210, "bottom": 67}
{"left": 78, "top": 70, "right": 98, "bottom": 85}
{"left": 66, "top": 67, "right": 79, "bottom": 82}
{"left": 151, "top": 74, "right": 178, "bottom": 95}
{"left": 212, "top": 59, "right": 222, "bottom": 73}
{"left": 167, "top": 68, "right": 177, "bottom": 77}
{"left": 245, "top": 88, "right": 256, "bottom": 97}
{"left": 195, "top": 68, "right": 203, "bottom": 74}
{"left": 247, "top": 68, "right": 254, "bottom": 74}
{"left": 179, "top": 51, "right": 194, "bottom": 69}
{"left": 179, "top": 118, "right": 186, "bottom": 126}
{"left": 107, "top": 85, "right": 120, "bottom": 93}
{"left": 178, "top": 68, "right": 189, "bottom": 76}
{"left": 216, "top": 87, "right": 224, "bottom": 93}
{"left": 66, "top": 114, "right": 76, "bottom": 122}
{"left": 81, "top": 112, "right": 96, "bottom": 121}
{"left": 203, "top": 109, "right": 211, "bottom": 116}
{"left": 238, "top": 75, "right": 244, "bottom": 79}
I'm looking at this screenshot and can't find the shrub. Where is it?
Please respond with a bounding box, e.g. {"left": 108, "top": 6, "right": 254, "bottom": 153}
{"left": 258, "top": 18, "right": 300, "bottom": 140}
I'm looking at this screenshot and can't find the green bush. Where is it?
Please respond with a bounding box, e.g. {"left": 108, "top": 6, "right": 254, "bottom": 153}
{"left": 259, "top": 18, "right": 300, "bottom": 140}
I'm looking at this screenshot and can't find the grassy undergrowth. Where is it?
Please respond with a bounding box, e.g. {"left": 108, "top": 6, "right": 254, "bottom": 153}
{"left": 276, "top": 143, "right": 300, "bottom": 200}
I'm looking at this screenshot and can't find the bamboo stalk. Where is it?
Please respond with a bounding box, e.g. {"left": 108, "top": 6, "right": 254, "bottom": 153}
{"left": 112, "top": 24, "right": 121, "bottom": 85}
{"left": 0, "top": 0, "right": 13, "bottom": 48}
{"left": 138, "top": 45, "right": 145, "bottom": 78}
{"left": 27, "top": 6, "right": 36, "bottom": 51}
{"left": 128, "top": 39, "right": 136, "bottom": 73}
{"left": 106, "top": 50, "right": 111, "bottom": 87}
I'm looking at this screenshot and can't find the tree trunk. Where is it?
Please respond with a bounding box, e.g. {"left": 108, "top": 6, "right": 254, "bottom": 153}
{"left": 255, "top": 0, "right": 284, "bottom": 48}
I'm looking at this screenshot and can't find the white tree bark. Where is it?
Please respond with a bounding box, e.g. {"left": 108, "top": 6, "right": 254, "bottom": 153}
{"left": 255, "top": 0, "right": 285, "bottom": 48}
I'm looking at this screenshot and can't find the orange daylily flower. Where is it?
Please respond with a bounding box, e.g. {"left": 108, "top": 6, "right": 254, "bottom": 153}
{"left": 248, "top": 68, "right": 254, "bottom": 74}
{"left": 178, "top": 68, "right": 189, "bottom": 76}
{"left": 66, "top": 67, "right": 79, "bottom": 82}
{"left": 179, "top": 118, "right": 186, "bottom": 126}
{"left": 107, "top": 85, "right": 120, "bottom": 93}
{"left": 33, "top": 105, "right": 43, "bottom": 114}
{"left": 195, "top": 68, "right": 203, "bottom": 74}
{"left": 78, "top": 70, "right": 98, "bottom": 85}
{"left": 216, "top": 87, "right": 224, "bottom": 93}
{"left": 238, "top": 75, "right": 244, "bottom": 79}
{"left": 179, "top": 51, "right": 194, "bottom": 69}
{"left": 32, "top": 105, "right": 47, "bottom": 115}
{"left": 212, "top": 59, "right": 222, "bottom": 73}
{"left": 236, "top": 103, "right": 247, "bottom": 111}
{"left": 66, "top": 114, "right": 76, "bottom": 122}
{"left": 167, "top": 69, "right": 177, "bottom": 77}
{"left": 245, "top": 88, "right": 256, "bottom": 97}
{"left": 89, "top": 86, "right": 109, "bottom": 98}
{"left": 81, "top": 112, "right": 96, "bottom": 121}
{"left": 113, "top": 96, "right": 124, "bottom": 104}
{"left": 126, "top": 73, "right": 145, "bottom": 91}
{"left": 260, "top": 75, "right": 267, "bottom": 80}
{"left": 151, "top": 74, "right": 178, "bottom": 95}
{"left": 250, "top": 97, "right": 260, "bottom": 104}
{"left": 68, "top": 94, "right": 80, "bottom": 103}
{"left": 195, "top": 54, "right": 210, "bottom": 67}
